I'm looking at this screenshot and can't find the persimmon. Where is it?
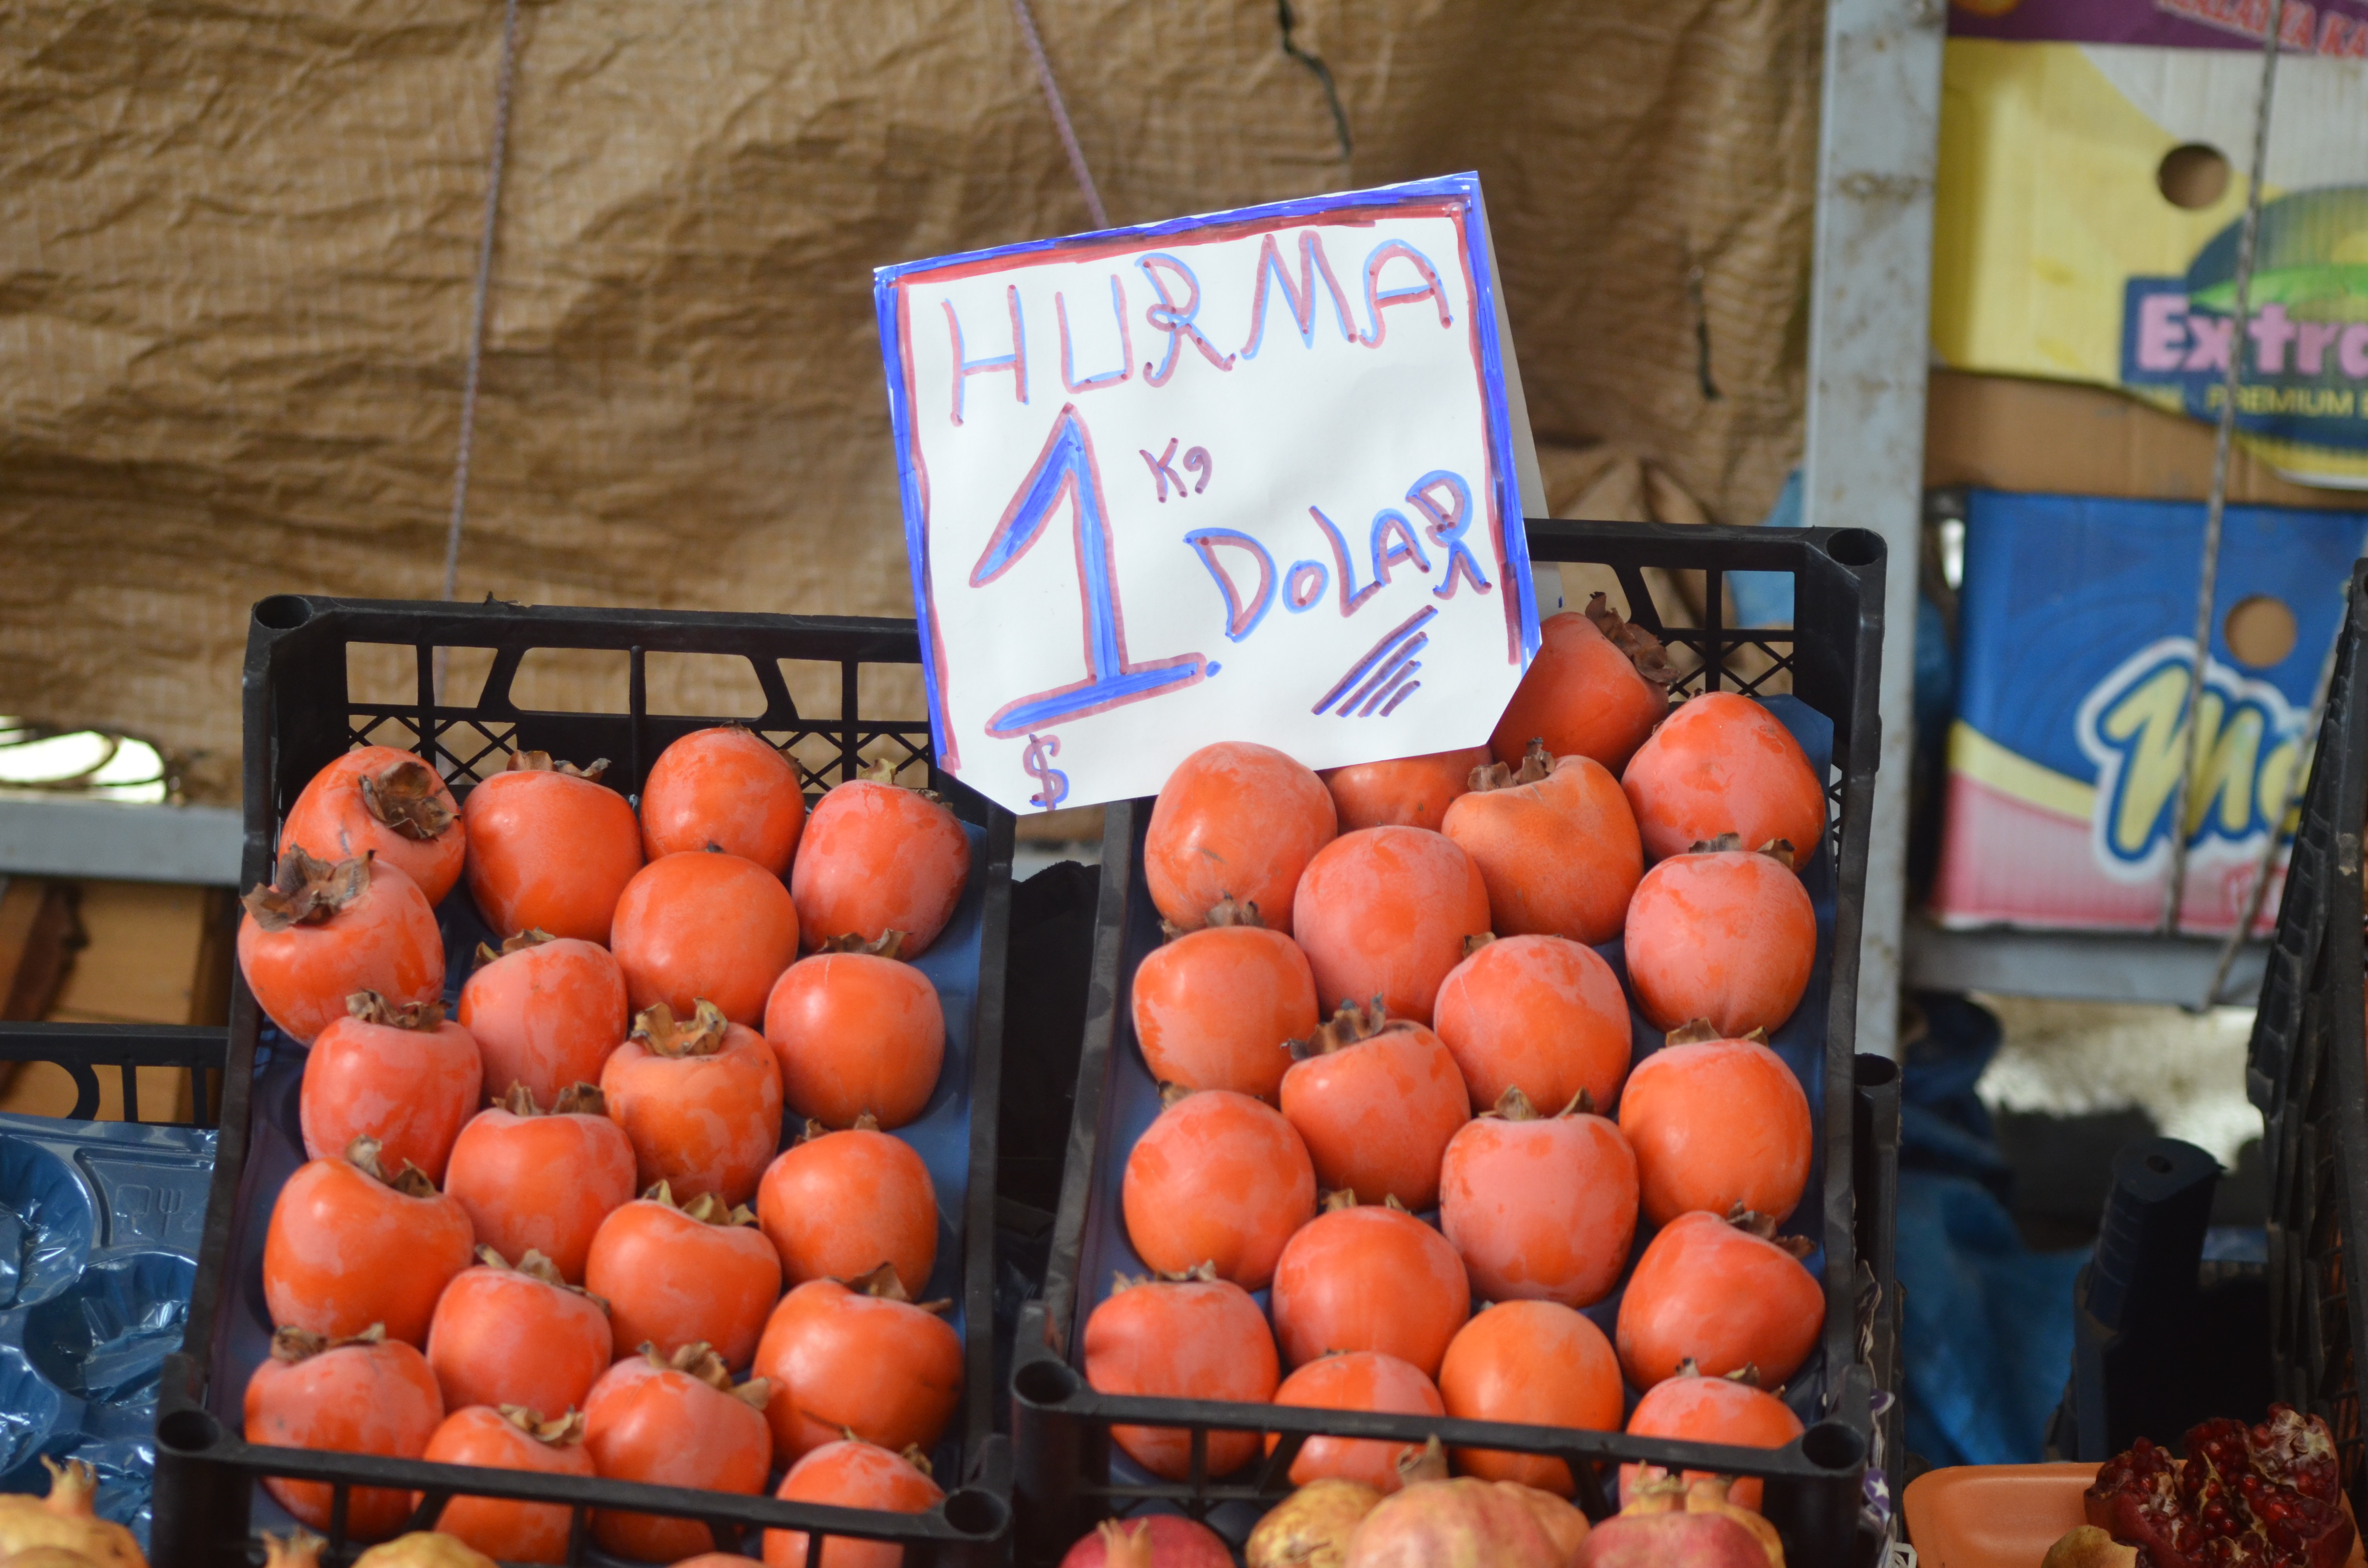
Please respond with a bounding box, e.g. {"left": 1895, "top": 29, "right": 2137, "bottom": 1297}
{"left": 1438, "top": 1300, "right": 1625, "bottom": 1494}
{"left": 1621, "top": 692, "right": 1825, "bottom": 864}
{"left": 791, "top": 764, "right": 971, "bottom": 957}
{"left": 1439, "top": 1087, "right": 1639, "bottom": 1308}
{"left": 639, "top": 726, "right": 807, "bottom": 873}
{"left": 1623, "top": 842, "right": 1816, "bottom": 1039}
{"left": 1145, "top": 741, "right": 1336, "bottom": 938}
{"left": 611, "top": 850, "right": 801, "bottom": 1028}
{"left": 1442, "top": 743, "right": 1641, "bottom": 945}
{"left": 444, "top": 1083, "right": 637, "bottom": 1284}
{"left": 758, "top": 1115, "right": 938, "bottom": 1290}
{"left": 238, "top": 851, "right": 444, "bottom": 1046}
{"left": 585, "top": 1183, "right": 782, "bottom": 1371}
{"left": 1618, "top": 1034, "right": 1812, "bottom": 1227}
{"left": 763, "top": 945, "right": 944, "bottom": 1130}
{"left": 244, "top": 1325, "right": 443, "bottom": 1538}
{"left": 262, "top": 1137, "right": 474, "bottom": 1345}
{"left": 1290, "top": 827, "right": 1490, "bottom": 1025}
{"left": 1266, "top": 1351, "right": 1444, "bottom": 1492}
{"left": 1129, "top": 899, "right": 1313, "bottom": 1102}
{"left": 1278, "top": 1002, "right": 1468, "bottom": 1211}
{"left": 1490, "top": 599, "right": 1676, "bottom": 775}
{"left": 1621, "top": 1363, "right": 1805, "bottom": 1512}
{"left": 1320, "top": 747, "right": 1490, "bottom": 832}
{"left": 1615, "top": 1210, "right": 1823, "bottom": 1390}
{"left": 1122, "top": 1088, "right": 1315, "bottom": 1290}
{"left": 583, "top": 1343, "right": 771, "bottom": 1562}
{"left": 419, "top": 1407, "right": 594, "bottom": 1565}
{"left": 1270, "top": 1194, "right": 1470, "bottom": 1377}
{"left": 425, "top": 1247, "right": 614, "bottom": 1418}
{"left": 462, "top": 751, "right": 643, "bottom": 943}
{"left": 1431, "top": 934, "right": 1632, "bottom": 1114}
{"left": 1082, "top": 1264, "right": 1281, "bottom": 1480}
{"left": 600, "top": 1001, "right": 783, "bottom": 1207}
{"left": 299, "top": 993, "right": 481, "bottom": 1186}
{"left": 280, "top": 746, "right": 466, "bottom": 906}
{"left": 456, "top": 930, "right": 627, "bottom": 1108}
{"left": 752, "top": 1264, "right": 962, "bottom": 1466}
{"left": 761, "top": 1440, "right": 944, "bottom": 1568}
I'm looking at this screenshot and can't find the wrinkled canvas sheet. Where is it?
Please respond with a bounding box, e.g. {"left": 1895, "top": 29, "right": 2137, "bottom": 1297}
{"left": 0, "top": 0, "right": 1819, "bottom": 801}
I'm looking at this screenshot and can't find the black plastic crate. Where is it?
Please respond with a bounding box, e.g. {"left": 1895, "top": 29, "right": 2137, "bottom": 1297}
{"left": 0, "top": 1023, "right": 230, "bottom": 1127}
{"left": 154, "top": 595, "right": 1017, "bottom": 1568}
{"left": 2250, "top": 560, "right": 2368, "bottom": 1520}
{"left": 1012, "top": 518, "right": 1896, "bottom": 1567}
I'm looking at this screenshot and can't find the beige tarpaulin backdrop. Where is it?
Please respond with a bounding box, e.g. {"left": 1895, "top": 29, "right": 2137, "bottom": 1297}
{"left": 2, "top": 0, "right": 1820, "bottom": 802}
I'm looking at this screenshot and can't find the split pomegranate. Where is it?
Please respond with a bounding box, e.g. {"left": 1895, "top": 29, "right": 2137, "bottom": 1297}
{"left": 1439, "top": 1088, "right": 1638, "bottom": 1308}
{"left": 262, "top": 1137, "right": 474, "bottom": 1344}
{"left": 1270, "top": 1194, "right": 1470, "bottom": 1377}
{"left": 280, "top": 746, "right": 466, "bottom": 906}
{"left": 761, "top": 1439, "right": 945, "bottom": 1568}
{"left": 1442, "top": 742, "right": 1643, "bottom": 945}
{"left": 243, "top": 1325, "right": 444, "bottom": 1539}
{"left": 757, "top": 1115, "right": 939, "bottom": 1290}
{"left": 1488, "top": 597, "right": 1676, "bottom": 775}
{"left": 1343, "top": 1438, "right": 1580, "bottom": 1568}
{"left": 790, "top": 763, "right": 972, "bottom": 956}
{"left": 425, "top": 1245, "right": 613, "bottom": 1417}
{"left": 1129, "top": 899, "right": 1315, "bottom": 1102}
{"left": 1577, "top": 1475, "right": 1783, "bottom": 1567}
{"left": 0, "top": 1458, "right": 149, "bottom": 1568}
{"left": 753, "top": 1264, "right": 962, "bottom": 1466}
{"left": 1266, "top": 1351, "right": 1444, "bottom": 1492}
{"left": 1062, "top": 1515, "right": 1236, "bottom": 1568}
{"left": 1320, "top": 747, "right": 1491, "bottom": 832}
{"left": 1247, "top": 1481, "right": 1382, "bottom": 1568}
{"left": 1616, "top": 1209, "right": 1823, "bottom": 1390}
{"left": 1621, "top": 692, "right": 1825, "bottom": 864}
{"left": 461, "top": 751, "right": 644, "bottom": 943}
{"left": 238, "top": 851, "right": 444, "bottom": 1045}
{"left": 300, "top": 993, "right": 481, "bottom": 1185}
{"left": 638, "top": 725, "right": 807, "bottom": 873}
{"left": 1290, "top": 827, "right": 1491, "bottom": 1025}
{"left": 1123, "top": 1087, "right": 1316, "bottom": 1289}
{"left": 444, "top": 1083, "right": 636, "bottom": 1284}
{"left": 1618, "top": 1033, "right": 1813, "bottom": 1227}
{"left": 599, "top": 1000, "right": 783, "bottom": 1207}
{"left": 1145, "top": 741, "right": 1335, "bottom": 938}
{"left": 456, "top": 931, "right": 629, "bottom": 1110}
{"left": 1620, "top": 1365, "right": 1804, "bottom": 1512}
{"left": 1278, "top": 1001, "right": 1468, "bottom": 1210}
{"left": 610, "top": 849, "right": 802, "bottom": 1027}
{"left": 1431, "top": 933, "right": 1632, "bottom": 1115}
{"left": 2084, "top": 1405, "right": 2355, "bottom": 1568}
{"left": 1623, "top": 841, "right": 1816, "bottom": 1038}
{"left": 1438, "top": 1300, "right": 1625, "bottom": 1495}
{"left": 585, "top": 1182, "right": 782, "bottom": 1371}
{"left": 581, "top": 1343, "right": 772, "bottom": 1561}
{"left": 763, "top": 943, "right": 945, "bottom": 1129}
{"left": 418, "top": 1407, "right": 594, "bottom": 1566}
{"left": 1082, "top": 1264, "right": 1282, "bottom": 1479}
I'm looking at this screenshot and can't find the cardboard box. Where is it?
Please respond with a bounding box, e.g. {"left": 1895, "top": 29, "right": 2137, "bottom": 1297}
{"left": 1931, "top": 488, "right": 2368, "bottom": 935}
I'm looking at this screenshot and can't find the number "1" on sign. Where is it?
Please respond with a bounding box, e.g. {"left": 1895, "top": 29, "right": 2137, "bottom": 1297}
{"left": 969, "top": 404, "right": 1206, "bottom": 737}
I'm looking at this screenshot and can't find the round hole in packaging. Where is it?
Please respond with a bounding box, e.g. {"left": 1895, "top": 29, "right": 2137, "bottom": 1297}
{"left": 0, "top": 1137, "right": 98, "bottom": 1310}
{"left": 25, "top": 1250, "right": 196, "bottom": 1411}
{"left": 2159, "top": 144, "right": 2232, "bottom": 210}
{"left": 2225, "top": 594, "right": 2298, "bottom": 669}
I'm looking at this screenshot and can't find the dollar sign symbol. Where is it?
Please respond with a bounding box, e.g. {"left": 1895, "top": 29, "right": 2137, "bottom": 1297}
{"left": 1022, "top": 733, "right": 1070, "bottom": 811}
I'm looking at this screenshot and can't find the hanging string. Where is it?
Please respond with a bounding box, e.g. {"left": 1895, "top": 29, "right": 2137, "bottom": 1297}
{"left": 2158, "top": 0, "right": 2285, "bottom": 937}
{"left": 1006, "top": 0, "right": 1110, "bottom": 230}
{"left": 442, "top": 0, "right": 524, "bottom": 605}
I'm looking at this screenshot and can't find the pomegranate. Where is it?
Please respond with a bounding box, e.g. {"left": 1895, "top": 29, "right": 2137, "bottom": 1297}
{"left": 1431, "top": 932, "right": 1632, "bottom": 1116}
{"left": 1122, "top": 1087, "right": 1316, "bottom": 1290}
{"left": 1617, "top": 1029, "right": 1813, "bottom": 1228}
{"left": 1619, "top": 1364, "right": 1804, "bottom": 1512}
{"left": 1489, "top": 598, "right": 1677, "bottom": 775}
{"left": 1574, "top": 1476, "right": 1779, "bottom": 1567}
{"left": 1321, "top": 747, "right": 1491, "bottom": 832}
{"left": 1130, "top": 898, "right": 1315, "bottom": 1102}
{"left": 1439, "top": 1087, "right": 1638, "bottom": 1309}
{"left": 1246, "top": 1480, "right": 1382, "bottom": 1568}
{"left": 0, "top": 1460, "right": 148, "bottom": 1568}
{"left": 1278, "top": 1001, "right": 1469, "bottom": 1211}
{"left": 1622, "top": 840, "right": 1816, "bottom": 1038}
{"left": 1082, "top": 1263, "right": 1281, "bottom": 1480}
{"left": 1621, "top": 692, "right": 1824, "bottom": 864}
{"left": 1145, "top": 741, "right": 1337, "bottom": 938}
{"left": 1290, "top": 827, "right": 1491, "bottom": 1025}
{"left": 1266, "top": 1350, "right": 1445, "bottom": 1492}
{"left": 1344, "top": 1440, "right": 1581, "bottom": 1568}
{"left": 1442, "top": 741, "right": 1642, "bottom": 945}
{"left": 2084, "top": 1405, "right": 2354, "bottom": 1568}
{"left": 1270, "top": 1193, "right": 1469, "bottom": 1377}
{"left": 1059, "top": 1515, "right": 1237, "bottom": 1568}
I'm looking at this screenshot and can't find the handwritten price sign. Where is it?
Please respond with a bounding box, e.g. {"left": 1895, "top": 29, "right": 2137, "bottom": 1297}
{"left": 874, "top": 174, "right": 1542, "bottom": 815}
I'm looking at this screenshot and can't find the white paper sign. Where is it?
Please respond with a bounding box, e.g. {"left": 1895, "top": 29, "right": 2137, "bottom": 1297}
{"left": 874, "top": 174, "right": 1541, "bottom": 815}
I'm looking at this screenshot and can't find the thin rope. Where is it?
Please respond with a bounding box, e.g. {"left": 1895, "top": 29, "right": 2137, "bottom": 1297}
{"left": 1007, "top": 0, "right": 1110, "bottom": 230}
{"left": 2158, "top": 0, "right": 2284, "bottom": 935}
{"left": 442, "top": 0, "right": 523, "bottom": 604}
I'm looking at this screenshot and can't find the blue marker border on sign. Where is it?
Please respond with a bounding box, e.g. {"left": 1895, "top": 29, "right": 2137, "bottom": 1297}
{"left": 873, "top": 172, "right": 1540, "bottom": 779}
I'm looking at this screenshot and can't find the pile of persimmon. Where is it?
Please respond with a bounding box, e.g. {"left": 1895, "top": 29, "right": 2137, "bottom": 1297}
{"left": 237, "top": 730, "right": 975, "bottom": 1563}
{"left": 1095, "top": 599, "right": 1831, "bottom": 1509}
